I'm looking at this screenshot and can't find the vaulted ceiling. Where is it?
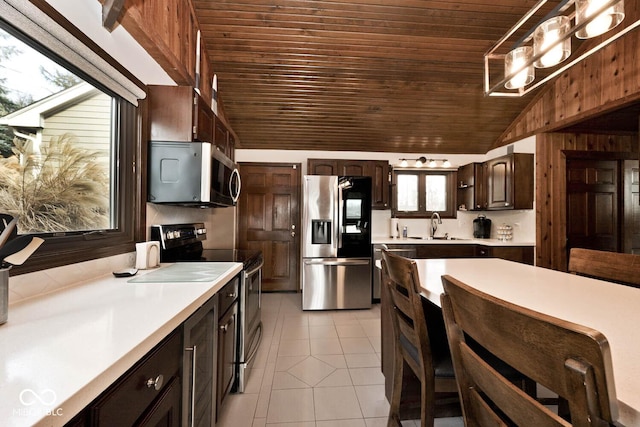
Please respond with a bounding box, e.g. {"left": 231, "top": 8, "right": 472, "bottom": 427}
{"left": 192, "top": 0, "right": 563, "bottom": 154}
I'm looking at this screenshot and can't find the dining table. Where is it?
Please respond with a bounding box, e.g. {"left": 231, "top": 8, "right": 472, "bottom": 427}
{"left": 412, "top": 257, "right": 640, "bottom": 427}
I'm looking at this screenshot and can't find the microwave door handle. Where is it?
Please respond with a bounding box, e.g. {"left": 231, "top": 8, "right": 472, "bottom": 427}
{"left": 230, "top": 168, "right": 241, "bottom": 203}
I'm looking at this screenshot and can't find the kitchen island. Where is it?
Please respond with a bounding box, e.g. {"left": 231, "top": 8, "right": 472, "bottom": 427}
{"left": 0, "top": 262, "right": 242, "bottom": 427}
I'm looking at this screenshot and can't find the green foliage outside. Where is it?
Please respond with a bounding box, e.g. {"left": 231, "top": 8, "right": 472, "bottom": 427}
{"left": 0, "top": 133, "right": 110, "bottom": 233}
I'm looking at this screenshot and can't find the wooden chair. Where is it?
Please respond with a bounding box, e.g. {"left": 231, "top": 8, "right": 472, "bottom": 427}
{"left": 568, "top": 247, "right": 640, "bottom": 288}
{"left": 441, "top": 274, "right": 619, "bottom": 427}
{"left": 381, "top": 249, "right": 459, "bottom": 427}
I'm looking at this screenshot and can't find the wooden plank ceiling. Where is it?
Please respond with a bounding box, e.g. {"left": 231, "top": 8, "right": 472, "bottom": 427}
{"left": 193, "top": 0, "right": 552, "bottom": 154}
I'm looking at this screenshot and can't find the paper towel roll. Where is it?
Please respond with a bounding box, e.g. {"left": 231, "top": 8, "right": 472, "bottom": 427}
{"left": 390, "top": 218, "right": 399, "bottom": 238}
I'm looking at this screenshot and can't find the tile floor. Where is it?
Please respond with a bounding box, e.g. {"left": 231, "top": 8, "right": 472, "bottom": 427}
{"left": 216, "top": 292, "right": 464, "bottom": 427}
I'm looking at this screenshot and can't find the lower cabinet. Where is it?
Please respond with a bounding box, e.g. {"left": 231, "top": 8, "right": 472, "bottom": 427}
{"left": 67, "top": 278, "right": 242, "bottom": 427}
{"left": 216, "top": 277, "right": 239, "bottom": 420}
{"left": 183, "top": 295, "right": 218, "bottom": 427}
{"left": 475, "top": 245, "right": 534, "bottom": 265}
{"left": 89, "top": 330, "right": 183, "bottom": 426}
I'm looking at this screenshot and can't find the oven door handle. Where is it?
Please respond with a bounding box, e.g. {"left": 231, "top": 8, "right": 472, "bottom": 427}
{"left": 244, "top": 322, "right": 263, "bottom": 366}
{"left": 244, "top": 259, "right": 264, "bottom": 277}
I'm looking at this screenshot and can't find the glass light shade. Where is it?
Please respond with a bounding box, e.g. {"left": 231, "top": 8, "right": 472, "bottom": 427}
{"left": 400, "top": 159, "right": 408, "bottom": 167}
{"left": 504, "top": 46, "right": 535, "bottom": 89}
{"left": 428, "top": 159, "right": 437, "bottom": 168}
{"left": 534, "top": 16, "right": 571, "bottom": 68}
{"left": 576, "top": 0, "right": 625, "bottom": 39}
{"left": 442, "top": 160, "right": 451, "bottom": 168}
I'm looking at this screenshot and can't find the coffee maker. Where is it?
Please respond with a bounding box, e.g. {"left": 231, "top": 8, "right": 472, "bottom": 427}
{"left": 473, "top": 215, "right": 492, "bottom": 238}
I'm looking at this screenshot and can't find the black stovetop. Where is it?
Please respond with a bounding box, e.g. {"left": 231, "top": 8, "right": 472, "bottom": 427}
{"left": 152, "top": 223, "right": 262, "bottom": 270}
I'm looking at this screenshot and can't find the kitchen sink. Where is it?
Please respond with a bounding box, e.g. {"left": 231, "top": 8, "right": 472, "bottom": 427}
{"left": 408, "top": 236, "right": 469, "bottom": 241}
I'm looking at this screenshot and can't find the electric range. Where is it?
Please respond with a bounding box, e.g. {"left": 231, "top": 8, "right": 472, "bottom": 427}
{"left": 151, "top": 223, "right": 263, "bottom": 394}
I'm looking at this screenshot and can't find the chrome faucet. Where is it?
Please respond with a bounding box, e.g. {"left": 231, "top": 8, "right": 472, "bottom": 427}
{"left": 430, "top": 212, "right": 442, "bottom": 238}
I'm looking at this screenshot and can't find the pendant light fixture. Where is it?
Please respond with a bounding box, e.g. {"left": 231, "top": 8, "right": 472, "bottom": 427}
{"left": 575, "top": 0, "right": 625, "bottom": 38}
{"left": 484, "top": 0, "right": 637, "bottom": 97}
{"left": 534, "top": 16, "right": 572, "bottom": 68}
{"left": 504, "top": 46, "right": 535, "bottom": 89}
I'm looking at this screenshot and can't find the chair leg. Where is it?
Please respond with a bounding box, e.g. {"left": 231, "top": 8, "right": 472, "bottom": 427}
{"left": 420, "top": 373, "right": 435, "bottom": 427}
{"left": 388, "top": 355, "right": 404, "bottom": 427}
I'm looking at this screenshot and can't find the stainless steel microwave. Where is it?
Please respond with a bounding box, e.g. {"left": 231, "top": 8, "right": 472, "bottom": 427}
{"left": 148, "top": 141, "right": 241, "bottom": 207}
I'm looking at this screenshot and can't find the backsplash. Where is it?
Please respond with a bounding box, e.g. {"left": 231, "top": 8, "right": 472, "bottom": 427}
{"left": 8, "top": 252, "right": 135, "bottom": 305}
{"left": 372, "top": 209, "right": 535, "bottom": 242}
{"left": 146, "top": 203, "right": 236, "bottom": 249}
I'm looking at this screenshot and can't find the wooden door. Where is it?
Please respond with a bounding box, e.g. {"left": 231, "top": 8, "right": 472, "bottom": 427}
{"left": 237, "top": 163, "right": 301, "bottom": 291}
{"left": 624, "top": 160, "right": 640, "bottom": 254}
{"left": 566, "top": 159, "right": 619, "bottom": 252}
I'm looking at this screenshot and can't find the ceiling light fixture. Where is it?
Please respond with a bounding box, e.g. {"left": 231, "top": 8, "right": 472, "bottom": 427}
{"left": 397, "top": 157, "right": 452, "bottom": 168}
{"left": 484, "top": 0, "right": 637, "bottom": 97}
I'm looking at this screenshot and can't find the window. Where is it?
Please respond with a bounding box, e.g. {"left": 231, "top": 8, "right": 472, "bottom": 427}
{"left": 0, "top": 5, "right": 143, "bottom": 274}
{"left": 393, "top": 169, "right": 457, "bottom": 218}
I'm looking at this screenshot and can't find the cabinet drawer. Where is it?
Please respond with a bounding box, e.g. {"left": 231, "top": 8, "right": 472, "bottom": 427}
{"left": 218, "top": 276, "right": 239, "bottom": 316}
{"left": 90, "top": 329, "right": 182, "bottom": 426}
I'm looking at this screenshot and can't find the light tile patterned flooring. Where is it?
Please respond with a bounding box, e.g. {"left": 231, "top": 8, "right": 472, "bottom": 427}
{"left": 217, "top": 293, "right": 464, "bottom": 427}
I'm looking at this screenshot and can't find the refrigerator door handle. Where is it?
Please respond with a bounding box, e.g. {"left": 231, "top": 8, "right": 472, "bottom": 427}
{"left": 337, "top": 185, "right": 343, "bottom": 250}
{"left": 303, "top": 259, "right": 371, "bottom": 266}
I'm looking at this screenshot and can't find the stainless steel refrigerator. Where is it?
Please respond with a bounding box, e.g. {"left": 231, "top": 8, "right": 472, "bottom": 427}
{"left": 302, "top": 175, "right": 372, "bottom": 310}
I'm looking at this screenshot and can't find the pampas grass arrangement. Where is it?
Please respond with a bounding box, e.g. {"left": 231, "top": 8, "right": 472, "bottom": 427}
{"left": 0, "top": 133, "right": 110, "bottom": 233}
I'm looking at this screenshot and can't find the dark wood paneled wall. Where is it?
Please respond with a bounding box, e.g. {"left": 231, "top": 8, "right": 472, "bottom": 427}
{"left": 496, "top": 3, "right": 640, "bottom": 146}
{"left": 536, "top": 133, "right": 637, "bottom": 271}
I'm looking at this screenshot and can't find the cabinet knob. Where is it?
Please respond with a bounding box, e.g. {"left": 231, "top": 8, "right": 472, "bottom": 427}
{"left": 505, "top": 202, "right": 510, "bottom": 206}
{"left": 227, "top": 292, "right": 236, "bottom": 299}
{"left": 145, "top": 374, "right": 164, "bottom": 391}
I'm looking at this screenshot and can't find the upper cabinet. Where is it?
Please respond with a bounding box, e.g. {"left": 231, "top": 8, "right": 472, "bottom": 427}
{"left": 214, "top": 116, "right": 236, "bottom": 161}
{"left": 118, "top": 1, "right": 213, "bottom": 97}
{"left": 308, "top": 159, "right": 390, "bottom": 209}
{"left": 457, "top": 153, "right": 533, "bottom": 211}
{"left": 148, "top": 85, "right": 236, "bottom": 160}
{"left": 457, "top": 162, "right": 486, "bottom": 211}
{"left": 148, "top": 85, "right": 213, "bottom": 143}
{"left": 485, "top": 153, "right": 534, "bottom": 210}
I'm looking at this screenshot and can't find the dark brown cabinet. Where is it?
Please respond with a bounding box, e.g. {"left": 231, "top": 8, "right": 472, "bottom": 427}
{"left": 183, "top": 295, "right": 218, "bottom": 427}
{"left": 307, "top": 158, "right": 390, "bottom": 209}
{"left": 485, "top": 153, "right": 534, "bottom": 210}
{"left": 89, "top": 330, "right": 183, "bottom": 426}
{"left": 475, "top": 245, "right": 534, "bottom": 265}
{"left": 456, "top": 162, "right": 486, "bottom": 211}
{"left": 214, "top": 116, "right": 235, "bottom": 161}
{"left": 217, "top": 277, "right": 239, "bottom": 419}
{"left": 148, "top": 85, "right": 214, "bottom": 143}
{"left": 415, "top": 243, "right": 476, "bottom": 258}
{"left": 308, "top": 159, "right": 338, "bottom": 175}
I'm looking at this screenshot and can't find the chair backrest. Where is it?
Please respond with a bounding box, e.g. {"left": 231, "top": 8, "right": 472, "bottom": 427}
{"left": 381, "top": 249, "right": 434, "bottom": 375}
{"left": 441, "top": 274, "right": 618, "bottom": 427}
{"left": 568, "top": 247, "right": 640, "bottom": 288}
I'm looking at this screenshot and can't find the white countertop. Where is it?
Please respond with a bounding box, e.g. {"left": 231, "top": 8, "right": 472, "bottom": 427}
{"left": 0, "top": 262, "right": 243, "bottom": 427}
{"left": 413, "top": 258, "right": 640, "bottom": 427}
{"left": 372, "top": 236, "right": 534, "bottom": 246}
